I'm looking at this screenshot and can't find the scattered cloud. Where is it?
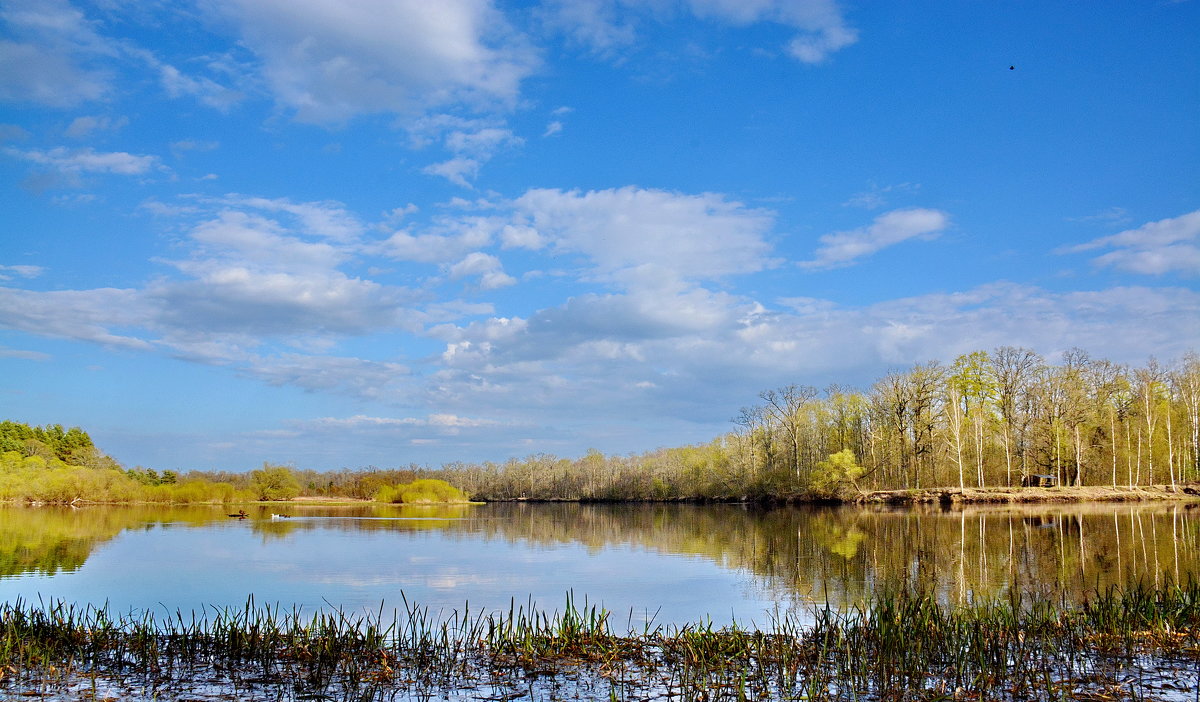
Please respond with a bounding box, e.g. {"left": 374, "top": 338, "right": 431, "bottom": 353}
{"left": 297, "top": 413, "right": 498, "bottom": 431}
{"left": 1059, "top": 209, "right": 1200, "bottom": 276}
{"left": 0, "top": 124, "right": 31, "bottom": 141}
{"left": 0, "top": 0, "right": 114, "bottom": 107}
{"left": 509, "top": 186, "right": 777, "bottom": 284}
{"left": 0, "top": 264, "right": 44, "bottom": 280}
{"left": 423, "top": 157, "right": 482, "bottom": 188}
{"left": 543, "top": 120, "right": 564, "bottom": 137}
{"left": 4, "top": 145, "right": 161, "bottom": 177}
{"left": 842, "top": 182, "right": 921, "bottom": 210}
{"left": 414, "top": 118, "right": 524, "bottom": 186}
{"left": 1066, "top": 206, "right": 1132, "bottom": 227}
{"left": 448, "top": 252, "right": 517, "bottom": 289}
{"left": 169, "top": 139, "right": 220, "bottom": 156}
{"left": 156, "top": 61, "right": 243, "bottom": 111}
{"left": 540, "top": 0, "right": 858, "bottom": 63}
{"left": 799, "top": 208, "right": 950, "bottom": 270}
{"left": 64, "top": 115, "right": 128, "bottom": 139}
{"left": 0, "top": 345, "right": 49, "bottom": 361}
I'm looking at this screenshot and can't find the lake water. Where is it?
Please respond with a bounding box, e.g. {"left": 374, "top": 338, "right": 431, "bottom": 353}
{"left": 0, "top": 501, "right": 1196, "bottom": 628}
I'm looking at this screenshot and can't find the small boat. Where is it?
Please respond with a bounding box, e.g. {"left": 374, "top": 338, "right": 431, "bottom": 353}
{"left": 227, "top": 509, "right": 248, "bottom": 519}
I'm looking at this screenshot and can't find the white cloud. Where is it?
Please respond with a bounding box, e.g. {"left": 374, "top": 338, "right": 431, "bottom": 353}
{"left": 448, "top": 252, "right": 517, "bottom": 289}
{"left": 415, "top": 119, "right": 523, "bottom": 186}
{"left": 0, "top": 0, "right": 114, "bottom": 106}
{"left": 0, "top": 264, "right": 44, "bottom": 280}
{"left": 379, "top": 215, "right": 497, "bottom": 263}
{"left": 541, "top": 0, "right": 857, "bottom": 63}
{"left": 1059, "top": 209, "right": 1200, "bottom": 276}
{"left": 4, "top": 146, "right": 160, "bottom": 176}
{"left": 216, "top": 195, "right": 366, "bottom": 242}
{"left": 0, "top": 345, "right": 49, "bottom": 361}
{"left": 210, "top": 0, "right": 539, "bottom": 123}
{"left": 543, "top": 120, "right": 564, "bottom": 137}
{"left": 157, "top": 62, "right": 242, "bottom": 111}
{"left": 427, "top": 282, "right": 1200, "bottom": 425}
{"left": 423, "top": 157, "right": 482, "bottom": 188}
{"left": 1066, "top": 206, "right": 1132, "bottom": 227}
{"left": 169, "top": 139, "right": 220, "bottom": 156}
{"left": 538, "top": 0, "right": 638, "bottom": 55}
{"left": 842, "top": 182, "right": 920, "bottom": 210}
{"left": 237, "top": 355, "right": 409, "bottom": 398}
{"left": 298, "top": 413, "right": 497, "bottom": 430}
{"left": 0, "top": 286, "right": 155, "bottom": 350}
{"left": 64, "top": 115, "right": 127, "bottom": 139}
{"left": 510, "top": 186, "right": 776, "bottom": 284}
{"left": 799, "top": 207, "right": 950, "bottom": 270}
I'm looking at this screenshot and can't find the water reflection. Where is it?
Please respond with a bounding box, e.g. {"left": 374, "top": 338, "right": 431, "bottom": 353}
{"left": 0, "top": 502, "right": 1196, "bottom": 623}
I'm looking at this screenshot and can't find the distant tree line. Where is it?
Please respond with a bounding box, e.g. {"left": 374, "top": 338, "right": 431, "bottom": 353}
{"left": 3, "top": 347, "right": 1197, "bottom": 504}
{"left": 427, "top": 348, "right": 1200, "bottom": 501}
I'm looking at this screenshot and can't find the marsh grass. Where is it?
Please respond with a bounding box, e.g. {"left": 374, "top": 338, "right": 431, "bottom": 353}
{"left": 1, "top": 582, "right": 1199, "bottom": 701}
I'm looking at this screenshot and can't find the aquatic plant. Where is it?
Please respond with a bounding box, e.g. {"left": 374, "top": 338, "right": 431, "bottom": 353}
{"left": 1, "top": 580, "right": 1198, "bottom": 700}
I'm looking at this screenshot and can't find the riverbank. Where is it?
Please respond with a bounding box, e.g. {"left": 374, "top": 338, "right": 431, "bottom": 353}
{"left": 855, "top": 483, "right": 1200, "bottom": 505}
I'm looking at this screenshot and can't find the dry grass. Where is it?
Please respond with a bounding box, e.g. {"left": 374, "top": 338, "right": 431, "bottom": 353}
{"left": 856, "top": 483, "right": 1200, "bottom": 505}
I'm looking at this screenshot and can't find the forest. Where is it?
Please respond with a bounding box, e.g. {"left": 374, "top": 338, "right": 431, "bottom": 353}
{"left": 2, "top": 346, "right": 1198, "bottom": 504}
{"left": 434, "top": 347, "right": 1200, "bottom": 501}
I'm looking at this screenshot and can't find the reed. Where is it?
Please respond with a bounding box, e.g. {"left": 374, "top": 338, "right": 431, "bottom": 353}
{"left": 0, "top": 580, "right": 1197, "bottom": 700}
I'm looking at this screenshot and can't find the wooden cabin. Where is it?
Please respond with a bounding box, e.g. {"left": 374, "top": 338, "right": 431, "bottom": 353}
{"left": 1021, "top": 474, "right": 1058, "bottom": 488}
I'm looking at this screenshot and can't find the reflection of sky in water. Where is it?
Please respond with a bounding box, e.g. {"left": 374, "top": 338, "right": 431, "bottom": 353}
{"left": 0, "top": 516, "right": 792, "bottom": 627}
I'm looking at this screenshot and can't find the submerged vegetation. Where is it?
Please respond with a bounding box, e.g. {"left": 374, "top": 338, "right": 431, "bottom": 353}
{"left": 1, "top": 581, "right": 1198, "bottom": 701}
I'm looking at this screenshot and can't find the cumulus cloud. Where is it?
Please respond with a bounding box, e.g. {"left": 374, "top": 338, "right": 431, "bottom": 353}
{"left": 427, "top": 282, "right": 1200, "bottom": 425}
{"left": 1059, "top": 209, "right": 1200, "bottom": 276}
{"left": 448, "top": 252, "right": 517, "bottom": 289}
{"left": 0, "top": 195, "right": 426, "bottom": 399}
{"left": 210, "top": 0, "right": 539, "bottom": 123}
{"left": 799, "top": 207, "right": 950, "bottom": 270}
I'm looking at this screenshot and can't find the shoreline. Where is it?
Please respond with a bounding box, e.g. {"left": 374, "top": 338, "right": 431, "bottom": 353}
{"left": 854, "top": 483, "right": 1200, "bottom": 506}
{"left": 474, "top": 483, "right": 1200, "bottom": 508}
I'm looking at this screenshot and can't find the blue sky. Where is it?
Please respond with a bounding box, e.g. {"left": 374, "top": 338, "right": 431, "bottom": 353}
{"left": 1, "top": 0, "right": 1198, "bottom": 472}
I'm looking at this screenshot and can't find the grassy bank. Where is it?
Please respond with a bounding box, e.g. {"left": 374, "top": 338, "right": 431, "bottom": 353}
{"left": 2, "top": 582, "right": 1199, "bottom": 701}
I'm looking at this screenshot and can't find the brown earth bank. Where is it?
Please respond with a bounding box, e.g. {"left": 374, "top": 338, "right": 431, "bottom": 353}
{"left": 853, "top": 484, "right": 1200, "bottom": 506}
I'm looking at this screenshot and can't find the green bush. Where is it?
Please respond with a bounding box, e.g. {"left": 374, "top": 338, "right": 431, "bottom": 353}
{"left": 374, "top": 478, "right": 468, "bottom": 504}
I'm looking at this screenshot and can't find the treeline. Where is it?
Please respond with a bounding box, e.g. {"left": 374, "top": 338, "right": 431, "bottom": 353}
{"left": 4, "top": 347, "right": 1198, "bottom": 504}
{"left": 0, "top": 421, "right": 117, "bottom": 470}
{"left": 427, "top": 348, "right": 1200, "bottom": 501}
{"left": 0, "top": 423, "right": 252, "bottom": 504}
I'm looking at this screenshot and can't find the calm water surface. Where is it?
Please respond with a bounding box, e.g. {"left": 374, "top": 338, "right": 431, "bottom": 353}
{"left": 0, "top": 501, "right": 1196, "bottom": 627}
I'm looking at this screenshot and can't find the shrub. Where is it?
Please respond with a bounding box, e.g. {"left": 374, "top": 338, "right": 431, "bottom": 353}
{"left": 374, "top": 478, "right": 468, "bottom": 504}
